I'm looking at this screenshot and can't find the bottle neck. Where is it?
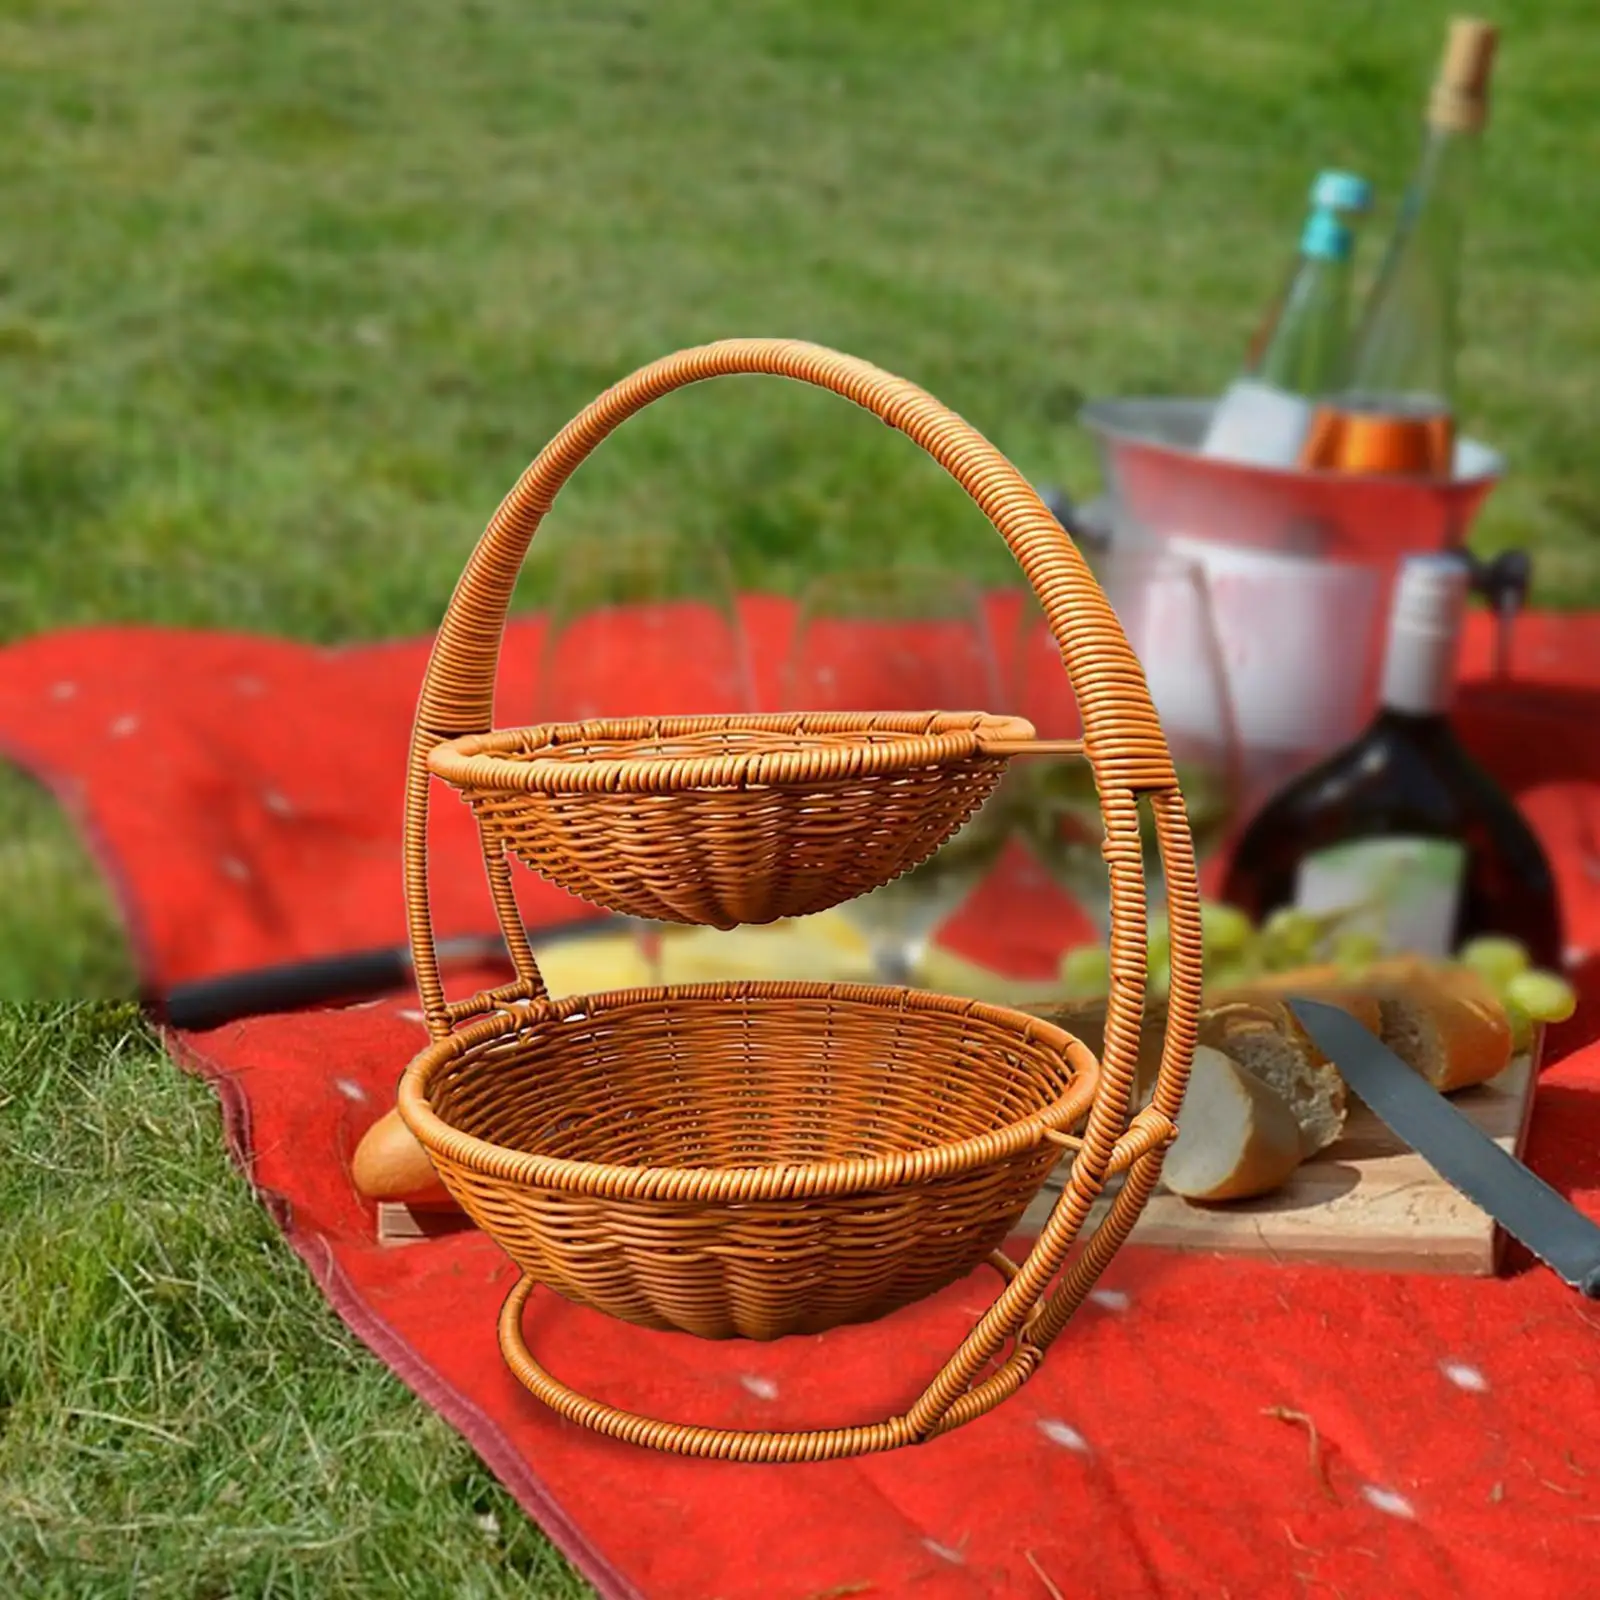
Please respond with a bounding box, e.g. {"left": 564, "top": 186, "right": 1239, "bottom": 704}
{"left": 1252, "top": 250, "right": 1352, "bottom": 395}
{"left": 1403, "top": 119, "right": 1479, "bottom": 259}
{"left": 1344, "top": 122, "right": 1479, "bottom": 409}
{"left": 1378, "top": 580, "right": 1463, "bottom": 717}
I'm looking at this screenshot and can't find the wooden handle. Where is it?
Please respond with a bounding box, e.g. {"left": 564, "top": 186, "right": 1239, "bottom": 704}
{"left": 973, "top": 736, "right": 1086, "bottom": 759}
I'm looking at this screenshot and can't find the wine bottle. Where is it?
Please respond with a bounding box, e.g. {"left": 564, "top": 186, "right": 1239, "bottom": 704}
{"left": 1201, "top": 169, "right": 1373, "bottom": 468}
{"left": 1301, "top": 18, "right": 1498, "bottom": 476}
{"left": 1221, "top": 553, "right": 1563, "bottom": 969}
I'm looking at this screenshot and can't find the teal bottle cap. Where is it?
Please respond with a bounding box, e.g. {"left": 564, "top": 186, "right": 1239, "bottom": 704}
{"left": 1311, "top": 169, "right": 1373, "bottom": 215}
{"left": 1300, "top": 206, "right": 1353, "bottom": 262}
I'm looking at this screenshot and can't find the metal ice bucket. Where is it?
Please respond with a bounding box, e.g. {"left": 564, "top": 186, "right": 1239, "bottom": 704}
{"left": 1080, "top": 397, "right": 1504, "bottom": 566}
{"left": 1078, "top": 398, "right": 1506, "bottom": 802}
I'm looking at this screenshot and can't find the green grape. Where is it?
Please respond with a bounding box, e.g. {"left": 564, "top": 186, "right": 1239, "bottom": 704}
{"left": 1260, "top": 907, "right": 1320, "bottom": 971}
{"left": 1205, "top": 959, "right": 1257, "bottom": 994}
{"left": 1332, "top": 930, "right": 1383, "bottom": 974}
{"left": 1199, "top": 900, "right": 1255, "bottom": 957}
{"left": 1457, "top": 935, "right": 1531, "bottom": 990}
{"left": 1060, "top": 942, "right": 1110, "bottom": 997}
{"left": 1503, "top": 996, "right": 1534, "bottom": 1057}
{"left": 1504, "top": 969, "right": 1578, "bottom": 1025}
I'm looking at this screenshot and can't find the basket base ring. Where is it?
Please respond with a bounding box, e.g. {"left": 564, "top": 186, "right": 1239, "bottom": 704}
{"left": 497, "top": 1274, "right": 1039, "bottom": 1463}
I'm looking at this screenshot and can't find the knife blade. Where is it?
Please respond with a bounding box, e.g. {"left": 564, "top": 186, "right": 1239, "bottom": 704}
{"left": 1287, "top": 998, "right": 1600, "bottom": 1298}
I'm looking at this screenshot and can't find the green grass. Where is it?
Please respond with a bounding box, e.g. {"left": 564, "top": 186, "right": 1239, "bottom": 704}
{"left": 4, "top": 0, "right": 1600, "bottom": 997}
{"left": 0, "top": 1004, "right": 590, "bottom": 1597}
{"left": 2, "top": 0, "right": 1596, "bottom": 1588}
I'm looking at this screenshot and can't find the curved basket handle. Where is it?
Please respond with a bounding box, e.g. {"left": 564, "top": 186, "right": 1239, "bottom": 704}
{"left": 404, "top": 340, "right": 1202, "bottom": 1374}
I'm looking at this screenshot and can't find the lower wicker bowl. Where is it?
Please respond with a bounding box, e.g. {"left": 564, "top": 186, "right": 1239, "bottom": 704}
{"left": 398, "top": 981, "right": 1098, "bottom": 1341}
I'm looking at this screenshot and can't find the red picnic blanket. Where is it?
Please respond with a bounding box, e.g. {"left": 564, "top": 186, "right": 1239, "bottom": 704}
{"left": 1, "top": 598, "right": 1597, "bottom": 1600}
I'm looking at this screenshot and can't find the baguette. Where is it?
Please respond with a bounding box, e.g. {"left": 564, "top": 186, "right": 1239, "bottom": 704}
{"left": 1031, "top": 985, "right": 1379, "bottom": 1156}
{"left": 1371, "top": 961, "right": 1513, "bottom": 1091}
{"left": 351, "top": 1107, "right": 451, "bottom": 1204}
{"left": 1216, "top": 957, "right": 1514, "bottom": 1092}
{"left": 1161, "top": 1045, "right": 1304, "bottom": 1202}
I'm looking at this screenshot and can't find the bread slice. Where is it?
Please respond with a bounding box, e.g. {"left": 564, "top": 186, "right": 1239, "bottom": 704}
{"left": 1028, "top": 984, "right": 1379, "bottom": 1155}
{"left": 1029, "top": 992, "right": 1355, "bottom": 1156}
{"left": 1162, "top": 1045, "right": 1304, "bottom": 1202}
{"left": 1195, "top": 999, "right": 1354, "bottom": 1157}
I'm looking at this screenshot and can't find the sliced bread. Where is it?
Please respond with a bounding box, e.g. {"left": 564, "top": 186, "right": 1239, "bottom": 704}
{"left": 1161, "top": 1044, "right": 1305, "bottom": 1202}
{"left": 1371, "top": 961, "right": 1513, "bottom": 1091}
{"left": 1030, "top": 985, "right": 1381, "bottom": 1155}
{"left": 1217, "top": 956, "right": 1515, "bottom": 1093}
{"left": 1196, "top": 999, "right": 1353, "bottom": 1157}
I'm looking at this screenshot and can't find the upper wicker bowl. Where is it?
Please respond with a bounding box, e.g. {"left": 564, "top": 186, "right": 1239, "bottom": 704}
{"left": 428, "top": 709, "right": 1038, "bottom": 928}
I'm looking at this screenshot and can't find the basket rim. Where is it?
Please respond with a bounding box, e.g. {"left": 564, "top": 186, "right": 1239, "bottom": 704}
{"left": 426, "top": 710, "right": 1035, "bottom": 795}
{"left": 396, "top": 979, "right": 1099, "bottom": 1204}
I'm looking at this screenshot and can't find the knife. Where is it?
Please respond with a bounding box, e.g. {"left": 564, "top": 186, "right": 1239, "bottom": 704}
{"left": 155, "top": 916, "right": 624, "bottom": 1032}
{"left": 1289, "top": 998, "right": 1600, "bottom": 1298}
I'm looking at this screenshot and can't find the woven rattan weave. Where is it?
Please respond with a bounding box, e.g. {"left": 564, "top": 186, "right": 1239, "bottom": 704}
{"left": 401, "top": 982, "right": 1098, "bottom": 1341}
{"left": 395, "top": 338, "right": 1203, "bottom": 1461}
{"left": 428, "top": 711, "right": 1035, "bottom": 927}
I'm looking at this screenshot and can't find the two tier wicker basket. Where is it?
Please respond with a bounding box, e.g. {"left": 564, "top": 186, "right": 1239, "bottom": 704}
{"left": 395, "top": 340, "right": 1202, "bottom": 1462}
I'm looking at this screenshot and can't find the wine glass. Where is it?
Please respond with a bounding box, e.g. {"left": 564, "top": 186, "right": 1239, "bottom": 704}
{"left": 535, "top": 530, "right": 756, "bottom": 977}
{"left": 781, "top": 569, "right": 1012, "bottom": 984}
{"left": 1009, "top": 545, "right": 1243, "bottom": 989}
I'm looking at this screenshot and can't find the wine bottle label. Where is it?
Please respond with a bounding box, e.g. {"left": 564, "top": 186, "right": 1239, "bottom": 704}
{"left": 1292, "top": 836, "right": 1465, "bottom": 958}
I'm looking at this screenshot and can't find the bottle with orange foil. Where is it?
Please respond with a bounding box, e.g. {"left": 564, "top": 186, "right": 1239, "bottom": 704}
{"left": 1301, "top": 18, "right": 1498, "bottom": 477}
{"left": 1200, "top": 171, "right": 1372, "bottom": 469}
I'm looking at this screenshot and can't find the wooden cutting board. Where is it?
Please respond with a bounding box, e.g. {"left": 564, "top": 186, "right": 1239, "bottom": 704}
{"left": 1019, "top": 1034, "right": 1544, "bottom": 1276}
